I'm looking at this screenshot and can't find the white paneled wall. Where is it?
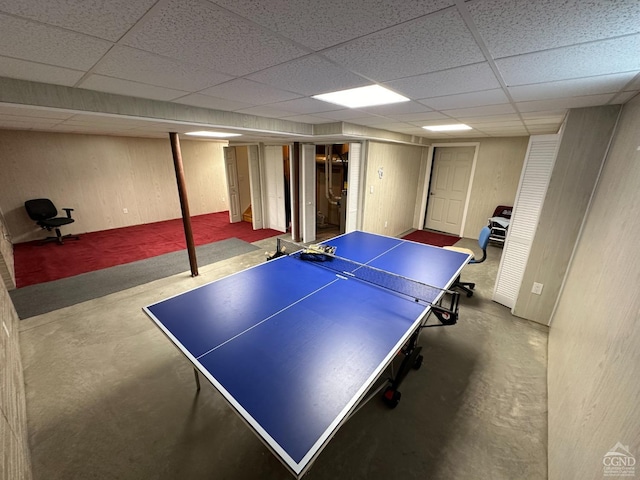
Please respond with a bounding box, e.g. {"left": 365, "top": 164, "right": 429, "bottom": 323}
{"left": 362, "top": 141, "right": 426, "bottom": 236}
{"left": 547, "top": 94, "right": 640, "bottom": 480}
{"left": 0, "top": 131, "right": 227, "bottom": 242}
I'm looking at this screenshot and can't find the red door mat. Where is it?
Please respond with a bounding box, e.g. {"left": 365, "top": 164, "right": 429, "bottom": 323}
{"left": 401, "top": 229, "right": 459, "bottom": 247}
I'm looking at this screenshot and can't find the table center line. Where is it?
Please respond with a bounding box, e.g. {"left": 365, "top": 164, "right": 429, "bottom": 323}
{"left": 195, "top": 277, "right": 342, "bottom": 360}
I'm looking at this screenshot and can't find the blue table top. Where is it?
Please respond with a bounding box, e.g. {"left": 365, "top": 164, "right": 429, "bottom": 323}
{"left": 144, "top": 231, "right": 469, "bottom": 477}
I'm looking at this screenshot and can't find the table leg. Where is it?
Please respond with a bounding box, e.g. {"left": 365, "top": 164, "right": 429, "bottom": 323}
{"left": 193, "top": 368, "right": 201, "bottom": 391}
{"left": 383, "top": 330, "right": 423, "bottom": 408}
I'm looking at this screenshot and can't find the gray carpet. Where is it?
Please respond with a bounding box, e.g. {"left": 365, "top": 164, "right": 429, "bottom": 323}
{"left": 10, "top": 238, "right": 259, "bottom": 319}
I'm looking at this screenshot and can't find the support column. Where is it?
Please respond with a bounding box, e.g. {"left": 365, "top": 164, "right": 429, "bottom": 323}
{"left": 169, "top": 132, "right": 198, "bottom": 277}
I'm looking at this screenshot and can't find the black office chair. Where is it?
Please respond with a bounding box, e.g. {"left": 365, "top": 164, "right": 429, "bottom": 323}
{"left": 24, "top": 198, "right": 80, "bottom": 245}
{"left": 443, "top": 226, "right": 491, "bottom": 297}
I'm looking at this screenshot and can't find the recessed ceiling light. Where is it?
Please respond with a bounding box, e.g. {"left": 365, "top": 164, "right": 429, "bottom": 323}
{"left": 185, "top": 131, "right": 242, "bottom": 138}
{"left": 313, "top": 85, "right": 410, "bottom": 108}
{"left": 422, "top": 124, "right": 472, "bottom": 132}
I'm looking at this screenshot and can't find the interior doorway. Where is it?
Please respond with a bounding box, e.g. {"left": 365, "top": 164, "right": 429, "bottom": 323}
{"left": 423, "top": 146, "right": 475, "bottom": 236}
{"left": 224, "top": 145, "right": 289, "bottom": 233}
{"left": 315, "top": 144, "right": 348, "bottom": 239}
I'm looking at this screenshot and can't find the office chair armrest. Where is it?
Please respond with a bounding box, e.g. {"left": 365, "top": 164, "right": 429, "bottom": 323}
{"left": 62, "top": 208, "right": 74, "bottom": 218}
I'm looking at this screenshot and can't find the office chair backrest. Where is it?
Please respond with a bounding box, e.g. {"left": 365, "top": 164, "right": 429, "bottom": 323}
{"left": 478, "top": 226, "right": 491, "bottom": 249}
{"left": 470, "top": 226, "right": 491, "bottom": 264}
{"left": 25, "top": 199, "right": 58, "bottom": 221}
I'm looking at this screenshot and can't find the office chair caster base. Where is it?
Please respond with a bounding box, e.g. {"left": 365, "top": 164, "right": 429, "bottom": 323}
{"left": 456, "top": 282, "right": 475, "bottom": 297}
{"left": 38, "top": 234, "right": 81, "bottom": 246}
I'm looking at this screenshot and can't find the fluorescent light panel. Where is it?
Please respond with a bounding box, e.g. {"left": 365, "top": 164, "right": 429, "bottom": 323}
{"left": 185, "top": 131, "right": 242, "bottom": 138}
{"left": 422, "top": 124, "right": 472, "bottom": 132}
{"left": 313, "top": 85, "right": 410, "bottom": 108}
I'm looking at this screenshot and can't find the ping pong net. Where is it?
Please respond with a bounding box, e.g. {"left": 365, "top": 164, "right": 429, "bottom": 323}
{"left": 270, "top": 238, "right": 459, "bottom": 325}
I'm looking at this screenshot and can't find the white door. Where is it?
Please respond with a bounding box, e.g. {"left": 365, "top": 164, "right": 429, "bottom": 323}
{"left": 247, "top": 145, "right": 263, "bottom": 229}
{"left": 263, "top": 145, "right": 286, "bottom": 232}
{"left": 301, "top": 144, "right": 316, "bottom": 243}
{"left": 424, "top": 146, "right": 474, "bottom": 235}
{"left": 224, "top": 147, "right": 242, "bottom": 223}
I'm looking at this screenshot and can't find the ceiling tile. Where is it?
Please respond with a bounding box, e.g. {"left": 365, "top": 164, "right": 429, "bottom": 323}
{"left": 265, "top": 98, "right": 341, "bottom": 115}
{"left": 0, "top": 0, "right": 157, "bottom": 41}
{"left": 442, "top": 103, "right": 516, "bottom": 118}
{"left": 247, "top": 55, "right": 368, "bottom": 96}
{"left": 200, "top": 79, "right": 302, "bottom": 104}
{"left": 391, "top": 112, "right": 450, "bottom": 122}
{"left": 372, "top": 122, "right": 416, "bottom": 131}
{"left": 122, "top": 0, "right": 307, "bottom": 76}
{"left": 385, "top": 63, "right": 500, "bottom": 99}
{"left": 387, "top": 124, "right": 426, "bottom": 132}
{"left": 516, "top": 94, "right": 616, "bottom": 113}
{"left": 496, "top": 35, "right": 640, "bottom": 86}
{"left": 467, "top": 0, "right": 640, "bottom": 58}
{"left": 213, "top": 0, "right": 454, "bottom": 50}
{"left": 508, "top": 72, "right": 638, "bottom": 102}
{"left": 356, "top": 101, "right": 433, "bottom": 116}
{"left": 234, "top": 105, "right": 294, "bottom": 118}
{"left": 523, "top": 116, "right": 566, "bottom": 126}
{"left": 94, "top": 46, "right": 233, "bottom": 92}
{"left": 448, "top": 130, "right": 489, "bottom": 137}
{"left": 419, "top": 88, "right": 509, "bottom": 110}
{"left": 172, "top": 93, "right": 254, "bottom": 111}
{"left": 344, "top": 116, "right": 394, "bottom": 126}
{"left": 280, "top": 114, "right": 334, "bottom": 124}
{"left": 520, "top": 110, "right": 567, "bottom": 120}
{"left": 526, "top": 124, "right": 562, "bottom": 134}
{"left": 315, "top": 109, "right": 371, "bottom": 121}
{"left": 323, "top": 8, "right": 485, "bottom": 81}
{"left": 79, "top": 75, "right": 188, "bottom": 101}
{"left": 475, "top": 125, "right": 528, "bottom": 133}
{"left": 454, "top": 113, "right": 521, "bottom": 123}
{"left": 0, "top": 13, "right": 112, "bottom": 70}
{"left": 485, "top": 131, "right": 528, "bottom": 137}
{"left": 0, "top": 56, "right": 84, "bottom": 86}
{"left": 465, "top": 120, "right": 524, "bottom": 128}
{"left": 423, "top": 131, "right": 453, "bottom": 139}
{"left": 1, "top": 1, "right": 635, "bottom": 140}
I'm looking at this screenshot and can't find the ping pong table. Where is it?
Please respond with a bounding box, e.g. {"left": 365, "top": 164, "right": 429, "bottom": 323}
{"left": 143, "top": 230, "right": 471, "bottom": 478}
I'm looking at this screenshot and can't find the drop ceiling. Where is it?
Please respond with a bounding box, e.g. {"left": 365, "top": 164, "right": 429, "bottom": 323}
{"left": 0, "top": 0, "right": 638, "bottom": 143}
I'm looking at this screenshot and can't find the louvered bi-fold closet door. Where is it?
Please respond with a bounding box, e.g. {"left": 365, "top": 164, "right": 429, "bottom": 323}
{"left": 492, "top": 134, "right": 560, "bottom": 309}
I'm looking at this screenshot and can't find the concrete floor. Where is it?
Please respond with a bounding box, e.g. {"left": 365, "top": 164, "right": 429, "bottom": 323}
{"left": 19, "top": 235, "right": 548, "bottom": 480}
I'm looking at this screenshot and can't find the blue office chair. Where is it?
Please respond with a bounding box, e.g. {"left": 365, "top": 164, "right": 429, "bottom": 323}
{"left": 443, "top": 226, "right": 491, "bottom": 297}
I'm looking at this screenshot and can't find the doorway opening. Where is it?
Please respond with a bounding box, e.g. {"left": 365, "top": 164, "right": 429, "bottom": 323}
{"left": 315, "top": 144, "right": 348, "bottom": 239}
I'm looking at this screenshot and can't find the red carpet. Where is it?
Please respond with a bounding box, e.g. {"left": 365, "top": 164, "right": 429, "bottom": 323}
{"left": 14, "top": 212, "right": 281, "bottom": 288}
{"left": 402, "top": 229, "right": 459, "bottom": 247}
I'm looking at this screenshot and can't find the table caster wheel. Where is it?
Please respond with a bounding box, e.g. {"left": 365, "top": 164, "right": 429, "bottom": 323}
{"left": 382, "top": 387, "right": 401, "bottom": 408}
{"left": 413, "top": 354, "right": 424, "bottom": 370}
